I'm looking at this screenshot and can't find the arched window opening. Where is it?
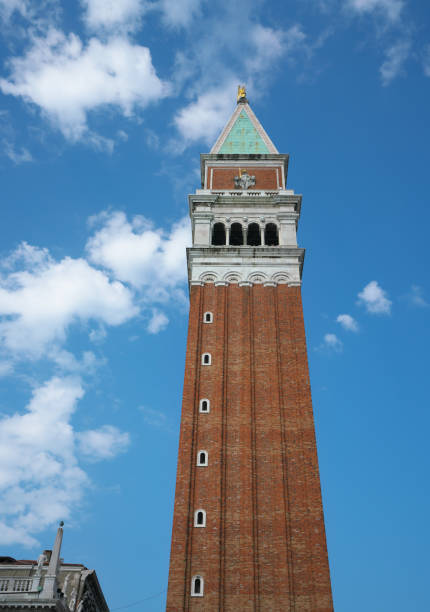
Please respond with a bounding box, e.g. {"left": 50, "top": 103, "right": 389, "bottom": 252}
{"left": 265, "top": 223, "right": 279, "bottom": 246}
{"left": 212, "top": 223, "right": 226, "bottom": 246}
{"left": 191, "top": 575, "right": 204, "bottom": 596}
{"left": 194, "top": 509, "right": 206, "bottom": 527}
{"left": 197, "top": 450, "right": 208, "bottom": 466}
{"left": 229, "top": 223, "right": 243, "bottom": 246}
{"left": 203, "top": 312, "right": 213, "bottom": 323}
{"left": 247, "top": 223, "right": 261, "bottom": 246}
{"left": 201, "top": 353, "right": 211, "bottom": 365}
{"left": 199, "top": 399, "right": 210, "bottom": 413}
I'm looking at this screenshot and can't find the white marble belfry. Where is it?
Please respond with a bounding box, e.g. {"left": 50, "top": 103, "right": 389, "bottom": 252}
{"left": 187, "top": 165, "right": 305, "bottom": 288}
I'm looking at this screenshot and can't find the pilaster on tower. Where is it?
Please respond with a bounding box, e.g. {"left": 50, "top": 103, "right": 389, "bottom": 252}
{"left": 167, "top": 87, "right": 333, "bottom": 611}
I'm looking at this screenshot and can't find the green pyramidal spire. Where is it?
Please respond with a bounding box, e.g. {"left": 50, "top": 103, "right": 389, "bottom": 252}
{"left": 219, "top": 110, "right": 270, "bottom": 154}
{"left": 211, "top": 86, "right": 278, "bottom": 155}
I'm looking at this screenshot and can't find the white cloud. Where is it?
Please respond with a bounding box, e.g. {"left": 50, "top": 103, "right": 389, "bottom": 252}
{"left": 357, "top": 280, "right": 392, "bottom": 314}
{"left": 85, "top": 131, "right": 115, "bottom": 154}
{"left": 145, "top": 128, "right": 160, "bottom": 149}
{"left": 322, "top": 333, "right": 343, "bottom": 352}
{"left": 0, "top": 376, "right": 130, "bottom": 546}
{"left": 139, "top": 405, "right": 169, "bottom": 429}
{"left": 0, "top": 242, "right": 137, "bottom": 359}
{"left": 0, "top": 377, "right": 86, "bottom": 545}
{"left": 0, "top": 361, "right": 13, "bottom": 376}
{"left": 0, "top": 207, "right": 194, "bottom": 545}
{"left": 77, "top": 425, "right": 130, "bottom": 460}
{"left": 246, "top": 24, "right": 307, "bottom": 74}
{"left": 172, "top": 20, "right": 310, "bottom": 150}
{"left": 422, "top": 44, "right": 430, "bottom": 77}
{"left": 89, "top": 325, "right": 107, "bottom": 343}
{"left": 81, "top": 0, "right": 147, "bottom": 33}
{"left": 48, "top": 348, "right": 103, "bottom": 374}
{"left": 2, "top": 241, "right": 51, "bottom": 270}
{"left": 117, "top": 129, "right": 128, "bottom": 141}
{"left": 346, "top": 0, "right": 404, "bottom": 22}
{"left": 337, "top": 313, "right": 359, "bottom": 332}
{"left": 0, "top": 377, "right": 84, "bottom": 492}
{"left": 2, "top": 140, "right": 33, "bottom": 164}
{"left": 0, "top": 211, "right": 191, "bottom": 544}
{"left": 173, "top": 81, "right": 236, "bottom": 149}
{"left": 315, "top": 333, "right": 343, "bottom": 353}
{"left": 406, "top": 285, "right": 429, "bottom": 308}
{"left": 0, "top": 28, "right": 170, "bottom": 141}
{"left": 0, "top": 522, "right": 37, "bottom": 547}
{"left": 0, "top": 212, "right": 190, "bottom": 363}
{"left": 159, "top": 0, "right": 204, "bottom": 28}
{"left": 0, "top": 0, "right": 62, "bottom": 44}
{"left": 380, "top": 39, "right": 410, "bottom": 85}
{"left": 0, "top": 0, "right": 28, "bottom": 20}
{"left": 0, "top": 0, "right": 59, "bottom": 26}
{"left": 81, "top": 0, "right": 203, "bottom": 33}
{"left": 147, "top": 309, "right": 169, "bottom": 334}
{"left": 86, "top": 211, "right": 190, "bottom": 296}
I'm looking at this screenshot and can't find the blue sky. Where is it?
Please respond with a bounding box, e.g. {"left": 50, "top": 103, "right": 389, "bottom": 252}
{"left": 0, "top": 0, "right": 429, "bottom": 610}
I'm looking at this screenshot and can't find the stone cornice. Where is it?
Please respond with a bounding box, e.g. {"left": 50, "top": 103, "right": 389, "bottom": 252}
{"left": 187, "top": 246, "right": 305, "bottom": 288}
{"left": 188, "top": 193, "right": 302, "bottom": 217}
{"left": 188, "top": 246, "right": 304, "bottom": 257}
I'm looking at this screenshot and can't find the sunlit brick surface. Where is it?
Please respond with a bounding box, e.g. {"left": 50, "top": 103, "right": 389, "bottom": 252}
{"left": 207, "top": 166, "right": 282, "bottom": 190}
{"left": 166, "top": 284, "right": 333, "bottom": 611}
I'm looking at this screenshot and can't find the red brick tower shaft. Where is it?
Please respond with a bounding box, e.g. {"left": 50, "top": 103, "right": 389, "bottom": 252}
{"left": 166, "top": 89, "right": 333, "bottom": 611}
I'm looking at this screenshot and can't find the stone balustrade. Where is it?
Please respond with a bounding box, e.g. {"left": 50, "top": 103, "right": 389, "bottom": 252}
{"left": 0, "top": 577, "right": 37, "bottom": 593}
{"left": 211, "top": 190, "right": 278, "bottom": 196}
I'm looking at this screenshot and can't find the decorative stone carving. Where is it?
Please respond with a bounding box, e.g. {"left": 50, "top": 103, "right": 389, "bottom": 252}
{"left": 77, "top": 587, "right": 98, "bottom": 612}
{"left": 199, "top": 272, "right": 218, "bottom": 283}
{"left": 223, "top": 272, "right": 242, "bottom": 283}
{"left": 69, "top": 587, "right": 77, "bottom": 611}
{"left": 36, "top": 553, "right": 46, "bottom": 574}
{"left": 234, "top": 171, "right": 256, "bottom": 190}
{"left": 188, "top": 246, "right": 304, "bottom": 288}
{"left": 247, "top": 272, "right": 267, "bottom": 284}
{"left": 271, "top": 272, "right": 290, "bottom": 284}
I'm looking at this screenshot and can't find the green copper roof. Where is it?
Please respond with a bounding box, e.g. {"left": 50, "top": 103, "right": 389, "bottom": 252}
{"left": 219, "top": 110, "right": 270, "bottom": 154}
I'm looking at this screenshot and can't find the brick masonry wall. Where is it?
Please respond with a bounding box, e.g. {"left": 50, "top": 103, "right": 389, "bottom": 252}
{"left": 166, "top": 284, "right": 333, "bottom": 611}
{"left": 208, "top": 167, "right": 282, "bottom": 190}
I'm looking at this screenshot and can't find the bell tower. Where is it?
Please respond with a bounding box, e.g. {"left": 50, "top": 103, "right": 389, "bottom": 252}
{"left": 166, "top": 87, "right": 333, "bottom": 611}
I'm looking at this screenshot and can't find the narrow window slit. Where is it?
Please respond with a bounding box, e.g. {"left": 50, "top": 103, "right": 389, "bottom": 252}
{"left": 199, "top": 399, "right": 210, "bottom": 413}
{"left": 191, "top": 575, "right": 204, "bottom": 596}
{"left": 202, "top": 353, "right": 211, "bottom": 365}
{"left": 194, "top": 509, "right": 206, "bottom": 527}
{"left": 197, "top": 451, "right": 208, "bottom": 466}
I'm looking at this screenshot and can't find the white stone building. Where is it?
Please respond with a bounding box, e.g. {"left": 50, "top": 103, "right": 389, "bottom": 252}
{"left": 0, "top": 525, "right": 108, "bottom": 612}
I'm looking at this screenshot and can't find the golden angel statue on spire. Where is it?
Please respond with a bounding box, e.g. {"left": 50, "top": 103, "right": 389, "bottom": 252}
{"left": 237, "top": 85, "right": 246, "bottom": 102}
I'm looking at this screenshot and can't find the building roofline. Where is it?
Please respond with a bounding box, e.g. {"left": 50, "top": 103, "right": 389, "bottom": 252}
{"left": 0, "top": 560, "right": 87, "bottom": 568}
